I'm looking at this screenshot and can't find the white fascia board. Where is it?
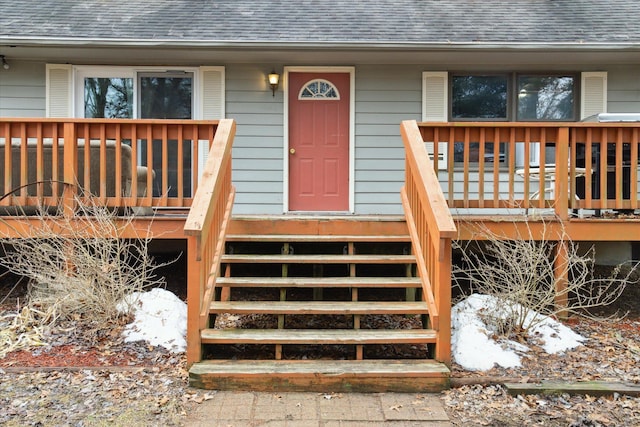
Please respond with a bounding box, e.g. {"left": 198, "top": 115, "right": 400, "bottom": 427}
{"left": 3, "top": 36, "right": 640, "bottom": 50}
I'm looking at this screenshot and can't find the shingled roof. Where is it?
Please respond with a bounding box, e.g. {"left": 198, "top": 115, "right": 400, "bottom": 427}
{"left": 1, "top": 0, "right": 639, "bottom": 47}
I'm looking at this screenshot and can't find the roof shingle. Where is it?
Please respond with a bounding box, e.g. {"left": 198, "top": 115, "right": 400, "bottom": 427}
{"left": 1, "top": 0, "right": 639, "bottom": 46}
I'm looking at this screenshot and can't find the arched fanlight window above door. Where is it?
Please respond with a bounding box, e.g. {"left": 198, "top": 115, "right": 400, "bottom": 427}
{"left": 298, "top": 79, "right": 340, "bottom": 100}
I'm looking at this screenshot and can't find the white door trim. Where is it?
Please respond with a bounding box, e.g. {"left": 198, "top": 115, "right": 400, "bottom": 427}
{"left": 283, "top": 66, "right": 356, "bottom": 213}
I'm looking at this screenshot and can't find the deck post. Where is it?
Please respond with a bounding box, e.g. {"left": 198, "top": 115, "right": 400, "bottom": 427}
{"left": 435, "top": 237, "right": 452, "bottom": 365}
{"left": 553, "top": 239, "right": 570, "bottom": 319}
{"left": 186, "top": 235, "right": 203, "bottom": 367}
{"left": 554, "top": 127, "right": 570, "bottom": 220}
{"left": 62, "top": 122, "right": 78, "bottom": 218}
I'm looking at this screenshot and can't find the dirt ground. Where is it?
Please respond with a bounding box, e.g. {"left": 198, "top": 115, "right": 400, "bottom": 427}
{"left": 1, "top": 263, "right": 640, "bottom": 426}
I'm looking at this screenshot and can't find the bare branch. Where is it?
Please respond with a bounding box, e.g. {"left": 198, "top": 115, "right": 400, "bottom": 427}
{"left": 453, "top": 215, "right": 637, "bottom": 338}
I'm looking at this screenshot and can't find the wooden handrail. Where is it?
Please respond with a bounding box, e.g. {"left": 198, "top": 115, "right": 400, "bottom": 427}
{"left": 183, "top": 119, "right": 236, "bottom": 367}
{"left": 401, "top": 120, "right": 457, "bottom": 365}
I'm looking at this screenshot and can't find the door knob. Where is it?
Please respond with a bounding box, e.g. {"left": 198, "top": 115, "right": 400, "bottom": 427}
{"left": 290, "top": 148, "right": 296, "bottom": 154}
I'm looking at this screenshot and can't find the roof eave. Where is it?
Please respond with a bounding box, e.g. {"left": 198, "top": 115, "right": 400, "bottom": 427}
{"left": 2, "top": 36, "right": 640, "bottom": 51}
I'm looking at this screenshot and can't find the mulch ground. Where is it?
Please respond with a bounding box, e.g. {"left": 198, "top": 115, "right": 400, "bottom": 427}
{"left": 1, "top": 266, "right": 640, "bottom": 426}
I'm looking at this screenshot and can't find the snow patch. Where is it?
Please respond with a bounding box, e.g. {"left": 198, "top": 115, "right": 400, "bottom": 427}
{"left": 452, "top": 294, "right": 585, "bottom": 371}
{"left": 118, "top": 288, "right": 187, "bottom": 353}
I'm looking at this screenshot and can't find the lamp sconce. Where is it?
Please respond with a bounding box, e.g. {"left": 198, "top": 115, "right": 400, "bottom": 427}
{"left": 268, "top": 70, "right": 280, "bottom": 97}
{"left": 0, "top": 55, "right": 9, "bottom": 70}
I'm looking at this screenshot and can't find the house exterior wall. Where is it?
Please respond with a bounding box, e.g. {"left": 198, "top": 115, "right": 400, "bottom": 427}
{"left": 0, "top": 61, "right": 46, "bottom": 117}
{"left": 227, "top": 63, "right": 423, "bottom": 215}
{"left": 1, "top": 61, "right": 640, "bottom": 215}
{"left": 226, "top": 65, "right": 285, "bottom": 214}
{"left": 608, "top": 66, "right": 640, "bottom": 113}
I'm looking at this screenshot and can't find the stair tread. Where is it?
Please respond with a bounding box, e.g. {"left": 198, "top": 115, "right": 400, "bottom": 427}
{"left": 217, "top": 277, "right": 421, "bottom": 288}
{"left": 189, "top": 359, "right": 449, "bottom": 392}
{"left": 201, "top": 328, "right": 436, "bottom": 344}
{"left": 226, "top": 234, "right": 411, "bottom": 242}
{"left": 210, "top": 300, "right": 428, "bottom": 314}
{"left": 222, "top": 254, "right": 415, "bottom": 263}
{"left": 190, "top": 359, "right": 449, "bottom": 376}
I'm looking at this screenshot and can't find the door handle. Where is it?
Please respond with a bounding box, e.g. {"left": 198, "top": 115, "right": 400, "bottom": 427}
{"left": 290, "top": 148, "right": 296, "bottom": 154}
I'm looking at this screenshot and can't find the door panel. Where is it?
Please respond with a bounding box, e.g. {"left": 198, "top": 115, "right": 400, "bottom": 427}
{"left": 288, "top": 72, "right": 350, "bottom": 211}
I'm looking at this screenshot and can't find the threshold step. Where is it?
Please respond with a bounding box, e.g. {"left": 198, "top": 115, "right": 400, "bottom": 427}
{"left": 209, "top": 301, "right": 429, "bottom": 315}
{"left": 200, "top": 328, "right": 436, "bottom": 345}
{"left": 217, "top": 277, "right": 422, "bottom": 288}
{"left": 189, "top": 359, "right": 450, "bottom": 392}
{"left": 222, "top": 254, "right": 415, "bottom": 264}
{"left": 226, "top": 234, "right": 411, "bottom": 242}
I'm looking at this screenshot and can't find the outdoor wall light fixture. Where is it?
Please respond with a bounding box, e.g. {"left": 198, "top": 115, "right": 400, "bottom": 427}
{"left": 0, "top": 55, "right": 9, "bottom": 70}
{"left": 268, "top": 70, "right": 280, "bottom": 96}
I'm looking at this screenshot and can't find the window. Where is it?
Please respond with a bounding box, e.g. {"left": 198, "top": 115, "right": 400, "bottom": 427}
{"left": 424, "top": 72, "right": 579, "bottom": 165}
{"left": 516, "top": 75, "right": 574, "bottom": 121}
{"left": 450, "top": 73, "right": 576, "bottom": 122}
{"left": 55, "top": 65, "right": 225, "bottom": 197}
{"left": 78, "top": 69, "right": 195, "bottom": 197}
{"left": 451, "top": 75, "right": 509, "bottom": 120}
{"left": 298, "top": 79, "right": 340, "bottom": 99}
{"left": 83, "top": 77, "right": 133, "bottom": 118}
{"left": 422, "top": 71, "right": 606, "bottom": 167}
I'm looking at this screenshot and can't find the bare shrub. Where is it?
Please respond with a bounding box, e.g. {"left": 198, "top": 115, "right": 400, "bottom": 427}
{"left": 0, "top": 196, "right": 174, "bottom": 348}
{"left": 453, "top": 217, "right": 638, "bottom": 339}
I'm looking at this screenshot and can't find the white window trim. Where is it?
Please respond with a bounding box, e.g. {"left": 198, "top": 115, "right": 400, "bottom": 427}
{"left": 283, "top": 66, "right": 356, "bottom": 214}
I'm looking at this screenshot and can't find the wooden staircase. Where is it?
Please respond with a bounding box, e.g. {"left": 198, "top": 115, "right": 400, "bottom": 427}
{"left": 188, "top": 216, "right": 450, "bottom": 392}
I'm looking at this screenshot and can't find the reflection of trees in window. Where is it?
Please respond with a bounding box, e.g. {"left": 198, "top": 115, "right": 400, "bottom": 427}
{"left": 451, "top": 75, "right": 508, "bottom": 119}
{"left": 517, "top": 76, "right": 574, "bottom": 120}
{"left": 139, "top": 77, "right": 192, "bottom": 119}
{"left": 84, "top": 78, "right": 133, "bottom": 118}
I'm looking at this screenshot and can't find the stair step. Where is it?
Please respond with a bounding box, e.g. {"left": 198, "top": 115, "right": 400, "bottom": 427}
{"left": 227, "top": 234, "right": 410, "bottom": 242}
{"left": 217, "top": 276, "right": 422, "bottom": 288}
{"left": 209, "top": 301, "right": 429, "bottom": 315}
{"left": 222, "top": 254, "right": 415, "bottom": 264}
{"left": 189, "top": 359, "right": 450, "bottom": 392}
{"left": 201, "top": 328, "right": 436, "bottom": 345}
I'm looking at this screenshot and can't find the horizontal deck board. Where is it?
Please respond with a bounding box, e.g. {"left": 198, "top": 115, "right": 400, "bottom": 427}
{"left": 221, "top": 254, "right": 416, "bottom": 264}
{"left": 189, "top": 359, "right": 450, "bottom": 392}
{"left": 200, "top": 328, "right": 436, "bottom": 344}
{"left": 217, "top": 277, "right": 422, "bottom": 288}
{"left": 209, "top": 301, "right": 429, "bottom": 315}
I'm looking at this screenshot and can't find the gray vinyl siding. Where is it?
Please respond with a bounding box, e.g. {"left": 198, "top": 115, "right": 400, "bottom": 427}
{"left": 354, "top": 65, "right": 422, "bottom": 214}
{"left": 226, "top": 64, "right": 284, "bottom": 214}
{"left": 0, "top": 61, "right": 46, "bottom": 117}
{"left": 2, "top": 61, "right": 640, "bottom": 216}
{"left": 607, "top": 66, "right": 640, "bottom": 113}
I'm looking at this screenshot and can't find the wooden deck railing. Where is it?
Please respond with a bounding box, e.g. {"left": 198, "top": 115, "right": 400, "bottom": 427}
{"left": 400, "top": 120, "right": 457, "bottom": 365}
{"left": 1, "top": 118, "right": 223, "bottom": 214}
{"left": 184, "top": 119, "right": 236, "bottom": 367}
{"left": 417, "top": 121, "right": 640, "bottom": 218}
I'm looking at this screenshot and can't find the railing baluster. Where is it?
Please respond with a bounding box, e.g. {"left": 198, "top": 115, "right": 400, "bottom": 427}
{"left": 478, "top": 128, "right": 485, "bottom": 207}
{"left": 508, "top": 128, "right": 516, "bottom": 208}
{"left": 632, "top": 128, "right": 639, "bottom": 209}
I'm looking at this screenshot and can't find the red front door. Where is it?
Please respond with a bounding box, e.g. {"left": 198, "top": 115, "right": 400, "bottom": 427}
{"left": 288, "top": 72, "right": 350, "bottom": 211}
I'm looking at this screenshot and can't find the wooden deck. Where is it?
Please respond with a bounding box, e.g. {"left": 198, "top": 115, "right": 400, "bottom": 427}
{"left": 3, "top": 117, "right": 640, "bottom": 392}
